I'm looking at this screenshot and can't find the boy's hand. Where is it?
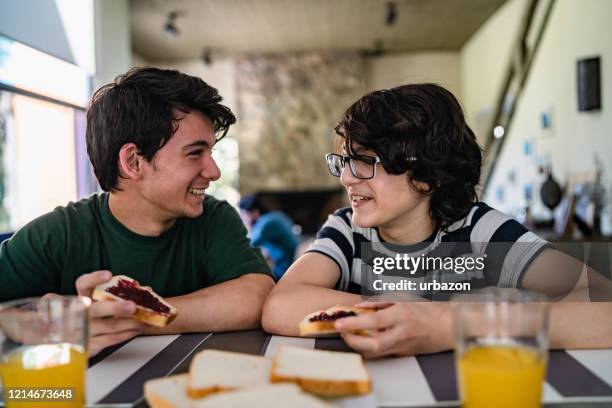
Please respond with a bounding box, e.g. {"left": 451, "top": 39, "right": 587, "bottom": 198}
{"left": 335, "top": 301, "right": 453, "bottom": 358}
{"left": 76, "top": 270, "right": 145, "bottom": 357}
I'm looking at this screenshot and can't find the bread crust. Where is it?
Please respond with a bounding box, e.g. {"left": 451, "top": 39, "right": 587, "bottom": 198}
{"left": 298, "top": 321, "right": 339, "bottom": 337}
{"left": 144, "top": 374, "right": 190, "bottom": 408}
{"left": 270, "top": 346, "right": 372, "bottom": 397}
{"left": 185, "top": 385, "right": 234, "bottom": 399}
{"left": 298, "top": 305, "right": 374, "bottom": 337}
{"left": 270, "top": 365, "right": 372, "bottom": 397}
{"left": 92, "top": 275, "right": 177, "bottom": 328}
{"left": 186, "top": 350, "right": 272, "bottom": 398}
{"left": 143, "top": 393, "right": 179, "bottom": 408}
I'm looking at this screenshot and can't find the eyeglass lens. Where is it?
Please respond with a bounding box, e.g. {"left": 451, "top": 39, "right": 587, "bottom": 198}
{"left": 326, "top": 154, "right": 375, "bottom": 179}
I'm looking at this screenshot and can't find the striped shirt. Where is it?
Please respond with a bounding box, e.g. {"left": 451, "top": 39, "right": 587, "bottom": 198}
{"left": 306, "top": 202, "right": 549, "bottom": 297}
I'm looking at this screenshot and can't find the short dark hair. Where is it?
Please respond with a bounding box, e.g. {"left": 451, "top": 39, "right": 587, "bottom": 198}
{"left": 86, "top": 67, "right": 236, "bottom": 191}
{"left": 335, "top": 83, "right": 482, "bottom": 229}
{"left": 238, "top": 194, "right": 267, "bottom": 214}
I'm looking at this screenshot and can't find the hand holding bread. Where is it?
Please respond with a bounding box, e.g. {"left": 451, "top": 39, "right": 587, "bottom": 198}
{"left": 76, "top": 271, "right": 177, "bottom": 357}
{"left": 337, "top": 301, "right": 454, "bottom": 358}
{"left": 299, "top": 305, "right": 376, "bottom": 337}
{"left": 92, "top": 274, "right": 177, "bottom": 327}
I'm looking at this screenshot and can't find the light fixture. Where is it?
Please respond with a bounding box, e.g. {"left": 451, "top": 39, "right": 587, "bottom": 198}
{"left": 493, "top": 125, "right": 505, "bottom": 139}
{"left": 202, "top": 49, "right": 212, "bottom": 66}
{"left": 386, "top": 2, "right": 397, "bottom": 26}
{"left": 164, "top": 11, "right": 182, "bottom": 37}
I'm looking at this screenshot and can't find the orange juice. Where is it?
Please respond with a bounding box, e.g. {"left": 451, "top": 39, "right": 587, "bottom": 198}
{"left": 0, "top": 343, "right": 86, "bottom": 408}
{"left": 457, "top": 345, "right": 546, "bottom": 408}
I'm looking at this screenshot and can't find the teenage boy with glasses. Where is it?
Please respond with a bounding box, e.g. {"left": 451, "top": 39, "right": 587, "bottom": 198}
{"left": 262, "top": 83, "right": 612, "bottom": 358}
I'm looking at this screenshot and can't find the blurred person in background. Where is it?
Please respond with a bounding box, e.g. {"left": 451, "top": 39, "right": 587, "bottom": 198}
{"left": 239, "top": 193, "right": 299, "bottom": 279}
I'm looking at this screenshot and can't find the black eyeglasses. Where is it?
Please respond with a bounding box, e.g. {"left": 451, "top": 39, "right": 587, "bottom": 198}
{"left": 325, "top": 153, "right": 382, "bottom": 180}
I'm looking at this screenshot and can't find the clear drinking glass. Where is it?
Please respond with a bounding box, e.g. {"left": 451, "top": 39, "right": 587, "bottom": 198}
{"left": 454, "top": 288, "right": 549, "bottom": 408}
{"left": 0, "top": 296, "right": 90, "bottom": 408}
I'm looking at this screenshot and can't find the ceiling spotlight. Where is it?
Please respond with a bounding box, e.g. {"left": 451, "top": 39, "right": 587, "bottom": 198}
{"left": 386, "top": 2, "right": 397, "bottom": 26}
{"left": 164, "top": 11, "right": 182, "bottom": 37}
{"left": 202, "top": 49, "right": 213, "bottom": 66}
{"left": 493, "top": 125, "right": 505, "bottom": 139}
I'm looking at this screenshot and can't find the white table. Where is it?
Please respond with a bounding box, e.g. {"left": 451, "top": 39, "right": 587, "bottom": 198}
{"left": 82, "top": 331, "right": 612, "bottom": 407}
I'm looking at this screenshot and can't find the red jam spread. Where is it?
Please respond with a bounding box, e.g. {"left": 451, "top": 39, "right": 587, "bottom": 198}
{"left": 309, "top": 310, "right": 357, "bottom": 322}
{"left": 106, "top": 279, "right": 170, "bottom": 314}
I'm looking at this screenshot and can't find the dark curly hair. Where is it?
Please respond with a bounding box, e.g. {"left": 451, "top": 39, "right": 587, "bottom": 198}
{"left": 335, "top": 83, "right": 482, "bottom": 230}
{"left": 86, "top": 67, "right": 236, "bottom": 191}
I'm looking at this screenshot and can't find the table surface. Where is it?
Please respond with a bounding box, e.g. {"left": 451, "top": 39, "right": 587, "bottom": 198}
{"left": 77, "top": 330, "right": 612, "bottom": 407}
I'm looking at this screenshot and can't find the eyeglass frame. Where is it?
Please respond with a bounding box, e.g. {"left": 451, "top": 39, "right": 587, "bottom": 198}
{"left": 325, "top": 153, "right": 382, "bottom": 180}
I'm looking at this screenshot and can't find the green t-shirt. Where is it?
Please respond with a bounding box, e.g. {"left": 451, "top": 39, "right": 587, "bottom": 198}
{"left": 0, "top": 193, "right": 271, "bottom": 300}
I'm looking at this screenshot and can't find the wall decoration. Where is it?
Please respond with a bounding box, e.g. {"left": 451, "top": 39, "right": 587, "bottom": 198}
{"left": 507, "top": 169, "right": 517, "bottom": 185}
{"left": 577, "top": 56, "right": 601, "bottom": 112}
{"left": 540, "top": 111, "right": 551, "bottom": 129}
{"left": 539, "top": 105, "right": 554, "bottom": 138}
{"left": 523, "top": 139, "right": 533, "bottom": 156}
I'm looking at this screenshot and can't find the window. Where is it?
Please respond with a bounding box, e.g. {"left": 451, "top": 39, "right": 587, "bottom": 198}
{"left": 0, "top": 35, "right": 93, "bottom": 233}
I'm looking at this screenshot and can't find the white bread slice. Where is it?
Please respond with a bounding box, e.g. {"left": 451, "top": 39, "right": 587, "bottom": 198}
{"left": 144, "top": 374, "right": 198, "bottom": 408}
{"left": 187, "top": 350, "right": 272, "bottom": 398}
{"left": 92, "top": 275, "right": 178, "bottom": 327}
{"left": 271, "top": 346, "right": 371, "bottom": 397}
{"left": 194, "top": 384, "right": 331, "bottom": 408}
{"left": 299, "top": 305, "right": 374, "bottom": 337}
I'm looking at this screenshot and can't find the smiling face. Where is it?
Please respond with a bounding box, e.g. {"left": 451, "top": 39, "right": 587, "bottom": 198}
{"left": 138, "top": 110, "right": 220, "bottom": 221}
{"left": 339, "top": 144, "right": 433, "bottom": 242}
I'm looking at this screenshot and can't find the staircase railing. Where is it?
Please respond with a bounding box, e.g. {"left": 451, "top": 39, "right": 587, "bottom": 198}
{"left": 481, "top": 0, "right": 557, "bottom": 194}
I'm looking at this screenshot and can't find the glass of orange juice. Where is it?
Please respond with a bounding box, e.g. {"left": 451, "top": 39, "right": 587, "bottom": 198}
{"left": 454, "top": 288, "right": 549, "bottom": 408}
{"left": 0, "top": 296, "right": 90, "bottom": 408}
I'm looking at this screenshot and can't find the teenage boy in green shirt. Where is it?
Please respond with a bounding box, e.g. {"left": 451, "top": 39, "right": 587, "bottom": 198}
{"left": 0, "top": 67, "right": 274, "bottom": 356}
